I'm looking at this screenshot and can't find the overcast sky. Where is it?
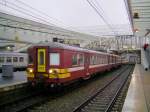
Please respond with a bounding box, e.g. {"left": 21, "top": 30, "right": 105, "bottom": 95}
{"left": 0, "top": 0, "right": 133, "bottom": 35}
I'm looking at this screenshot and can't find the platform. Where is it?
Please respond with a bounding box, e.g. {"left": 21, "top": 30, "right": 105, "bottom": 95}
{"left": 122, "top": 64, "right": 150, "bottom": 112}
{"left": 0, "top": 71, "right": 27, "bottom": 92}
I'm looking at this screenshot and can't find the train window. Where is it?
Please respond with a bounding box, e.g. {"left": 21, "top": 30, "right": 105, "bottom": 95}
{"left": 93, "top": 56, "right": 95, "bottom": 65}
{"left": 101, "top": 56, "right": 103, "bottom": 64}
{"left": 19, "top": 57, "right": 24, "bottom": 62}
{"left": 90, "top": 56, "right": 92, "bottom": 64}
{"left": 100, "top": 56, "right": 102, "bottom": 64}
{"left": 6, "top": 57, "right": 12, "bottom": 62}
{"left": 97, "top": 56, "right": 99, "bottom": 64}
{"left": 103, "top": 56, "right": 105, "bottom": 64}
{"left": 39, "top": 51, "right": 44, "bottom": 65}
{"left": 98, "top": 56, "right": 100, "bottom": 64}
{"left": 13, "top": 57, "right": 18, "bottom": 62}
{"left": 50, "top": 53, "right": 60, "bottom": 65}
{"left": 102, "top": 56, "right": 104, "bottom": 64}
{"left": 104, "top": 56, "right": 106, "bottom": 64}
{"left": 79, "top": 54, "right": 84, "bottom": 65}
{"left": 72, "top": 54, "right": 78, "bottom": 65}
{"left": 28, "top": 55, "right": 33, "bottom": 64}
{"left": 96, "top": 56, "right": 98, "bottom": 64}
{"left": 90, "top": 56, "right": 94, "bottom": 65}
{"left": 90, "top": 56, "right": 92, "bottom": 65}
{"left": 94, "top": 56, "right": 97, "bottom": 65}
{"left": 95, "top": 56, "right": 97, "bottom": 64}
{"left": 0, "top": 57, "right": 4, "bottom": 63}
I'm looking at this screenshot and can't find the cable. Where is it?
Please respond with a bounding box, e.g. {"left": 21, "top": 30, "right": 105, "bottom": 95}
{"left": 86, "top": 0, "right": 118, "bottom": 35}
{"left": 0, "top": 0, "right": 91, "bottom": 36}
{"left": 0, "top": 4, "right": 77, "bottom": 36}
{"left": 1, "top": 0, "right": 68, "bottom": 27}
{"left": 0, "top": 1, "right": 56, "bottom": 26}
{"left": 15, "top": 0, "right": 67, "bottom": 27}
{"left": 93, "top": 0, "right": 114, "bottom": 27}
{"left": 87, "top": 0, "right": 132, "bottom": 36}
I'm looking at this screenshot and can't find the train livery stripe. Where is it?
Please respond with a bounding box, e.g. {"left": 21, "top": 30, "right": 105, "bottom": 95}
{"left": 49, "top": 73, "right": 70, "bottom": 78}
{"left": 89, "top": 64, "right": 108, "bottom": 68}
{"left": 27, "top": 73, "right": 71, "bottom": 79}
{"left": 68, "top": 66, "right": 84, "bottom": 72}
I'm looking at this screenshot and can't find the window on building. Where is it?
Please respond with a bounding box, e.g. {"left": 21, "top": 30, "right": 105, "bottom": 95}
{"left": 19, "top": 57, "right": 24, "bottom": 62}
{"left": 6, "top": 57, "right": 12, "bottom": 62}
{"left": 50, "top": 53, "right": 60, "bottom": 65}
{"left": 0, "top": 57, "right": 4, "bottom": 63}
{"left": 13, "top": 57, "right": 18, "bottom": 62}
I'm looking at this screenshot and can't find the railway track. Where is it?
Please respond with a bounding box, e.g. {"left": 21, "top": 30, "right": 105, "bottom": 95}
{"left": 73, "top": 65, "right": 134, "bottom": 112}
{"left": 0, "top": 85, "right": 48, "bottom": 112}
{"left": 0, "top": 65, "right": 134, "bottom": 112}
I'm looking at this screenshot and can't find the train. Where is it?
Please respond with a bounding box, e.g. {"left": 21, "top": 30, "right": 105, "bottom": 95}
{"left": 27, "top": 42, "right": 122, "bottom": 87}
{"left": 0, "top": 52, "right": 27, "bottom": 72}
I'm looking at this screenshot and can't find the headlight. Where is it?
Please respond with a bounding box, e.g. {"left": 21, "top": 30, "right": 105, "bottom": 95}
{"left": 28, "top": 68, "right": 33, "bottom": 73}
{"left": 49, "top": 69, "right": 58, "bottom": 74}
{"left": 49, "top": 69, "right": 53, "bottom": 74}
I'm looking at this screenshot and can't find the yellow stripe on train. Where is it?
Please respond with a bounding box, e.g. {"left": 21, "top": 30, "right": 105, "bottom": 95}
{"left": 50, "top": 68, "right": 68, "bottom": 74}
{"left": 27, "top": 68, "right": 70, "bottom": 79}
{"left": 49, "top": 73, "right": 70, "bottom": 78}
{"left": 27, "top": 73, "right": 70, "bottom": 79}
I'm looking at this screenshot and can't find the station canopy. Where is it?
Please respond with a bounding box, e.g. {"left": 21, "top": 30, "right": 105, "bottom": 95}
{"left": 130, "top": 0, "right": 150, "bottom": 38}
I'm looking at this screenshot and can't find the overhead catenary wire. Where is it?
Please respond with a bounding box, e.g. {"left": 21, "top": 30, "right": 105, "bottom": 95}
{"left": 15, "top": 0, "right": 67, "bottom": 27}
{"left": 0, "top": 1, "right": 82, "bottom": 36}
{"left": 14, "top": 0, "right": 86, "bottom": 34}
{"left": 93, "top": 0, "right": 115, "bottom": 28}
{"left": 86, "top": 0, "right": 118, "bottom": 36}
{"left": 2, "top": 0, "right": 95, "bottom": 36}
{"left": 0, "top": 0, "right": 131, "bottom": 37}
{"left": 1, "top": 0, "right": 79, "bottom": 33}
{"left": 0, "top": 0, "right": 56, "bottom": 26}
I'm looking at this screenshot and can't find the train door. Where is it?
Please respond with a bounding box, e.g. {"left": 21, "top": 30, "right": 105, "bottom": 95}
{"left": 37, "top": 48, "right": 47, "bottom": 72}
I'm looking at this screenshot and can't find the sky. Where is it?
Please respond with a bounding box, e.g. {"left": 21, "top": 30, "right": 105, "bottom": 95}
{"left": 0, "top": 0, "right": 133, "bottom": 36}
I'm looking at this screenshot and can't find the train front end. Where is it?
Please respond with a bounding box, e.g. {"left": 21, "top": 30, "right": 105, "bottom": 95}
{"left": 26, "top": 45, "right": 71, "bottom": 87}
{"left": 27, "top": 46, "right": 50, "bottom": 86}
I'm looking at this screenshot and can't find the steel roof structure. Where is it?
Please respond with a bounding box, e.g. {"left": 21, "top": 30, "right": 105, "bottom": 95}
{"left": 130, "top": 0, "right": 150, "bottom": 38}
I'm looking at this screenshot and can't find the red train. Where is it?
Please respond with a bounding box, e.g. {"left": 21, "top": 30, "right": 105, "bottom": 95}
{"left": 27, "top": 42, "right": 122, "bottom": 87}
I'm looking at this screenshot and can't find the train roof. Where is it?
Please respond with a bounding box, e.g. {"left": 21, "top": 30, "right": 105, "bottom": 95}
{"left": 30, "top": 42, "right": 119, "bottom": 56}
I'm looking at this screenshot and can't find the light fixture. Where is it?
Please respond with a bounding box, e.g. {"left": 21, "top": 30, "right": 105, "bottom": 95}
{"left": 28, "top": 68, "right": 33, "bottom": 73}
{"left": 133, "top": 12, "right": 139, "bottom": 19}
{"left": 134, "top": 28, "right": 139, "bottom": 33}
{"left": 49, "top": 69, "right": 53, "bottom": 74}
